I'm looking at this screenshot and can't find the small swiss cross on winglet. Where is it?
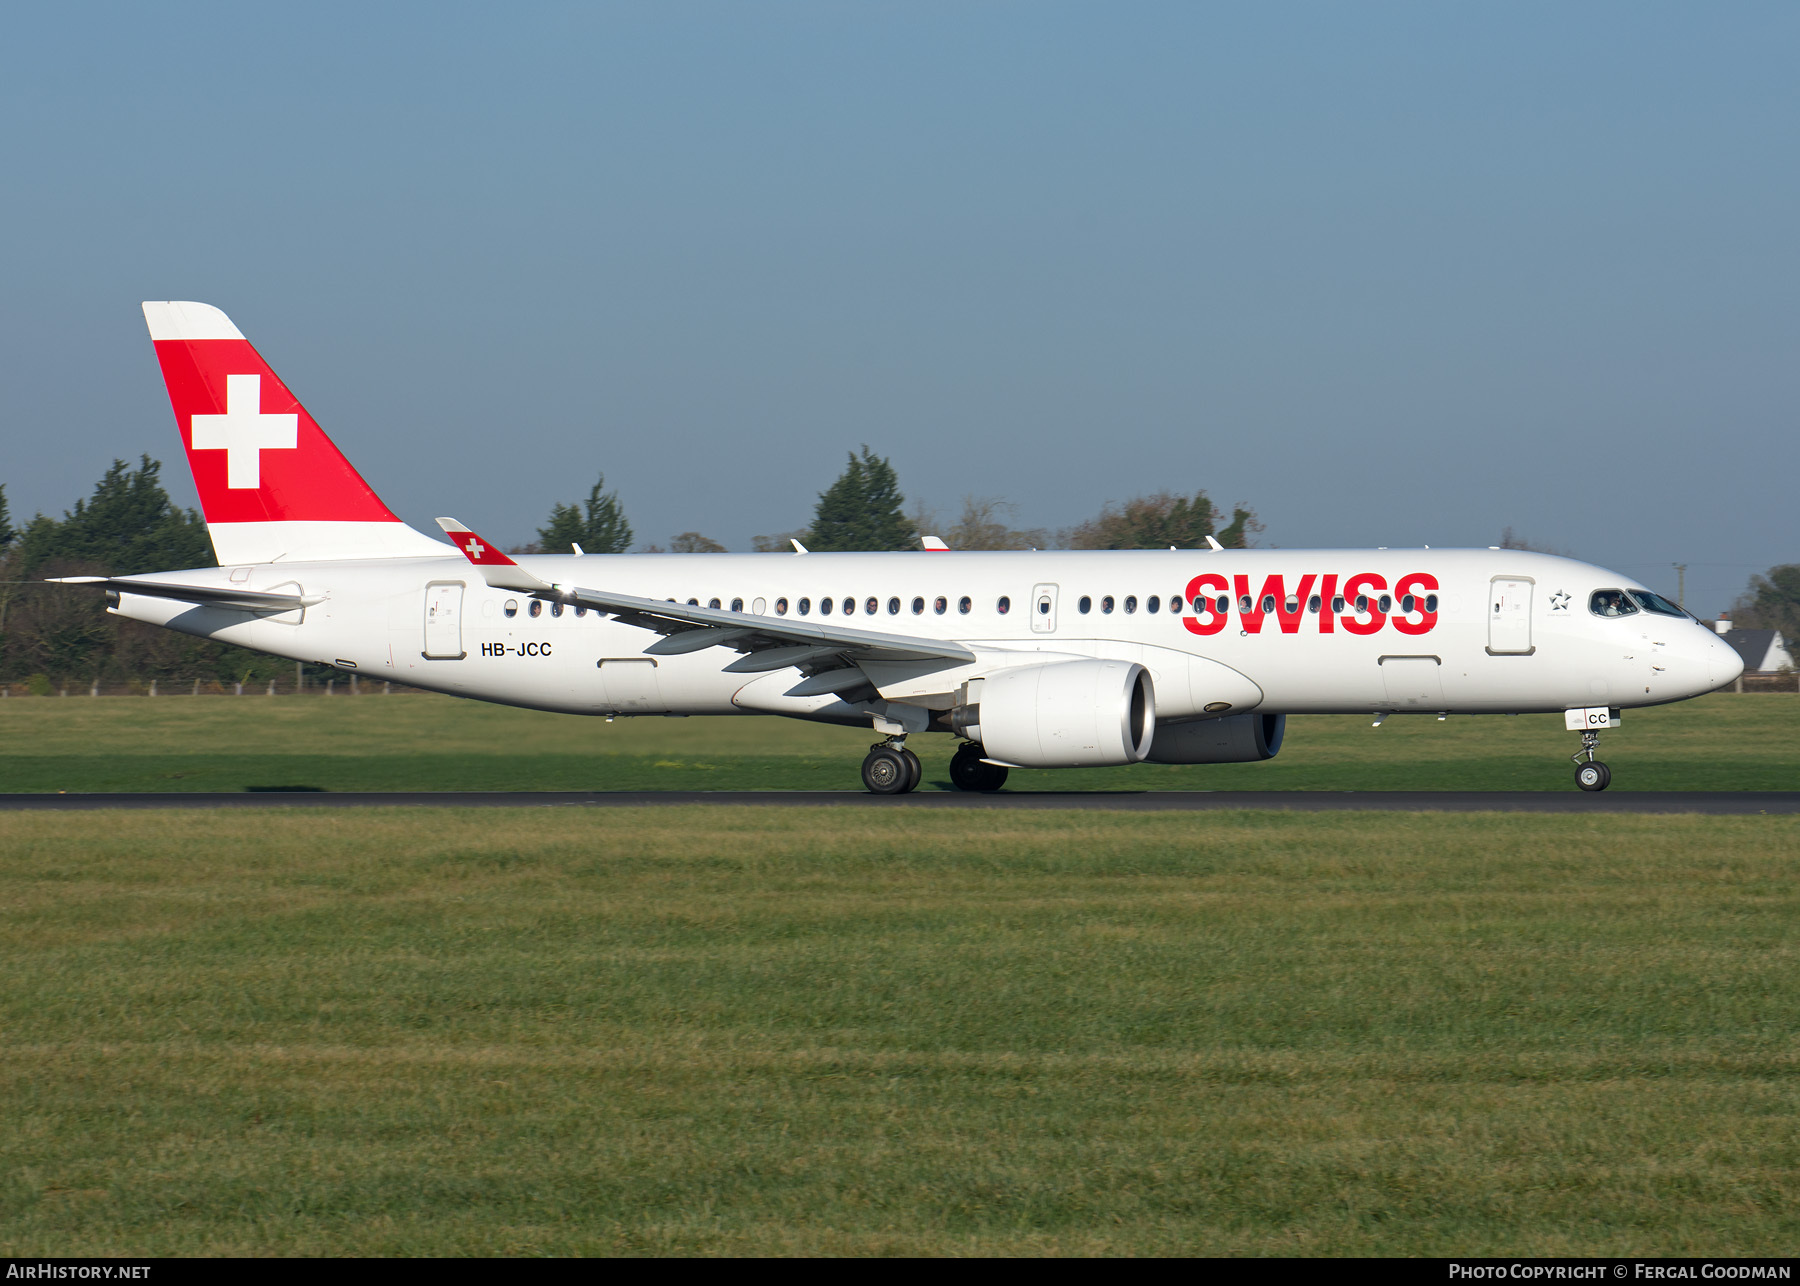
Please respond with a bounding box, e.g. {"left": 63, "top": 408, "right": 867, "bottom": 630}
{"left": 436, "top": 517, "right": 554, "bottom": 593}
{"left": 436, "top": 517, "right": 516, "bottom": 566}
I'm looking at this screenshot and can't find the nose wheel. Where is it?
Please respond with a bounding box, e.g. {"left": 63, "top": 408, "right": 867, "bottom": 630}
{"left": 862, "top": 742, "right": 923, "bottom": 794}
{"left": 1572, "top": 729, "right": 1611, "bottom": 792}
{"left": 1575, "top": 760, "right": 1611, "bottom": 792}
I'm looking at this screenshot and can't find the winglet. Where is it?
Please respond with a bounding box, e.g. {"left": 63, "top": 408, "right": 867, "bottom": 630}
{"left": 790, "top": 538, "right": 810, "bottom": 554}
{"left": 436, "top": 517, "right": 554, "bottom": 593}
{"left": 1204, "top": 535, "right": 1224, "bottom": 551}
{"left": 921, "top": 536, "right": 949, "bottom": 551}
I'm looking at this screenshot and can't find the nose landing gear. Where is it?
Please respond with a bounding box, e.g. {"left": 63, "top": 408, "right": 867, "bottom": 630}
{"left": 1572, "top": 730, "right": 1611, "bottom": 792}
{"left": 862, "top": 739, "right": 923, "bottom": 794}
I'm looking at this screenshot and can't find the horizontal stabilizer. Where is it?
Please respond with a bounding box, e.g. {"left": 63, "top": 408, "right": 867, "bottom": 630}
{"left": 50, "top": 576, "right": 321, "bottom": 612}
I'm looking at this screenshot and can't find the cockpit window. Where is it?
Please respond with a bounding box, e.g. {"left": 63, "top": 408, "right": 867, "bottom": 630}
{"left": 1590, "top": 589, "right": 1638, "bottom": 618}
{"left": 1628, "top": 589, "right": 1686, "bottom": 618}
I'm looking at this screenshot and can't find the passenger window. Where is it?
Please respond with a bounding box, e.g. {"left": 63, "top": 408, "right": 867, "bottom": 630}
{"left": 1332, "top": 596, "right": 1345, "bottom": 613}
{"left": 1260, "top": 595, "right": 1275, "bottom": 614}
{"left": 1080, "top": 596, "right": 1092, "bottom": 614}
{"left": 775, "top": 597, "right": 789, "bottom": 616}
{"left": 1101, "top": 595, "right": 1115, "bottom": 614}
{"left": 1354, "top": 595, "right": 1367, "bottom": 612}
{"left": 797, "top": 597, "right": 811, "bottom": 615}
{"left": 708, "top": 598, "right": 721, "bottom": 610}
{"left": 1239, "top": 595, "right": 1252, "bottom": 612}
{"left": 687, "top": 598, "right": 699, "bottom": 606}
{"left": 1147, "top": 595, "right": 1160, "bottom": 614}
{"left": 530, "top": 600, "right": 543, "bottom": 618}
{"left": 866, "top": 597, "right": 879, "bottom": 615}
{"left": 1377, "top": 595, "right": 1392, "bottom": 614}
{"left": 1037, "top": 597, "right": 1051, "bottom": 615}
{"left": 551, "top": 601, "right": 564, "bottom": 618}
{"left": 503, "top": 599, "right": 518, "bottom": 618}
{"left": 1216, "top": 595, "right": 1229, "bottom": 614}
{"left": 1170, "top": 596, "right": 1182, "bottom": 614}
{"left": 575, "top": 605, "right": 587, "bottom": 618}
{"left": 1400, "top": 594, "right": 1415, "bottom": 613}
{"left": 958, "top": 596, "right": 972, "bottom": 614}
{"left": 730, "top": 597, "right": 744, "bottom": 613}
{"left": 820, "top": 597, "right": 833, "bottom": 615}
{"left": 1425, "top": 594, "right": 1439, "bottom": 613}
{"left": 1307, "top": 595, "right": 1321, "bottom": 614}
{"left": 887, "top": 597, "right": 901, "bottom": 615}
{"left": 1124, "top": 596, "right": 1138, "bottom": 614}
{"left": 1590, "top": 589, "right": 1638, "bottom": 617}
{"left": 912, "top": 596, "right": 925, "bottom": 615}
{"left": 842, "top": 597, "right": 855, "bottom": 615}
{"left": 997, "top": 596, "right": 1011, "bottom": 614}
{"left": 934, "top": 596, "right": 947, "bottom": 615}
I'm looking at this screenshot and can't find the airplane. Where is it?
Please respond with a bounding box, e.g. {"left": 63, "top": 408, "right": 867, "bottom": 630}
{"left": 53, "top": 301, "right": 1745, "bottom": 794}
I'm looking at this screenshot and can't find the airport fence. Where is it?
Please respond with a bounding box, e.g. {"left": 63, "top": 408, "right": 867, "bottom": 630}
{"left": 0, "top": 675, "right": 429, "bottom": 698}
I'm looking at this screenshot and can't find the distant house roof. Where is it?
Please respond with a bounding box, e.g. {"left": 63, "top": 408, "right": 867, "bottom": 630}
{"left": 1722, "top": 629, "right": 1794, "bottom": 673}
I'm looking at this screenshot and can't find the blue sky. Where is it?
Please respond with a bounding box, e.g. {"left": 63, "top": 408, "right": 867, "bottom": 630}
{"left": 3, "top": 2, "right": 1795, "bottom": 613}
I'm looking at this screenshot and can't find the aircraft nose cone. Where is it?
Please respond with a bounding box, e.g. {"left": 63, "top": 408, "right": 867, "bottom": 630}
{"left": 1706, "top": 631, "right": 1744, "bottom": 689}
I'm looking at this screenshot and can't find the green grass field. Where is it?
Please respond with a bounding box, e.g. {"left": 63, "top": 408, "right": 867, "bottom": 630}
{"left": 2, "top": 806, "right": 1796, "bottom": 1255}
{"left": 1, "top": 690, "right": 1795, "bottom": 793}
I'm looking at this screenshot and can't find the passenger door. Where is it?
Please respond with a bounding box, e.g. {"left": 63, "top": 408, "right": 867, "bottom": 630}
{"left": 1487, "top": 577, "right": 1534, "bottom": 655}
{"left": 1031, "top": 583, "right": 1058, "bottom": 634}
{"left": 422, "top": 581, "right": 466, "bottom": 659}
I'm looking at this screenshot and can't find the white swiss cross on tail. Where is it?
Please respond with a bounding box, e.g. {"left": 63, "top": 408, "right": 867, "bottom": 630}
{"left": 189, "top": 373, "right": 298, "bottom": 488}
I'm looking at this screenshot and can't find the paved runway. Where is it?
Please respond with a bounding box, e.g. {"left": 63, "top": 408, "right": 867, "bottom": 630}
{"left": 2, "top": 790, "right": 1796, "bottom": 813}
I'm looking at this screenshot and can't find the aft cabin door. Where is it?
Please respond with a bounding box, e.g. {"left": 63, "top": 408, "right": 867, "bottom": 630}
{"left": 423, "top": 581, "right": 466, "bottom": 659}
{"left": 1031, "top": 583, "right": 1058, "bottom": 634}
{"left": 1488, "top": 577, "right": 1534, "bottom": 655}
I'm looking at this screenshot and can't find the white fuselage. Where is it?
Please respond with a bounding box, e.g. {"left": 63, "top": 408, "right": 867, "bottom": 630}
{"left": 109, "top": 547, "right": 1740, "bottom": 724}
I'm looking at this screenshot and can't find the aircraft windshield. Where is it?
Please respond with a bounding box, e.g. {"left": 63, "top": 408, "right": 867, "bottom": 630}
{"left": 1628, "top": 590, "right": 1687, "bottom": 618}
{"left": 1590, "top": 589, "right": 1638, "bottom": 618}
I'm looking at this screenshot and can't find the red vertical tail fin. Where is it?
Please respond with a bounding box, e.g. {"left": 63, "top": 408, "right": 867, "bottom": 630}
{"left": 143, "top": 301, "right": 445, "bottom": 564}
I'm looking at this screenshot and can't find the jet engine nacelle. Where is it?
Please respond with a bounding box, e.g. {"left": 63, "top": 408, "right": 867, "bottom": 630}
{"left": 1145, "top": 712, "right": 1285, "bottom": 764}
{"left": 954, "top": 659, "right": 1155, "bottom": 768}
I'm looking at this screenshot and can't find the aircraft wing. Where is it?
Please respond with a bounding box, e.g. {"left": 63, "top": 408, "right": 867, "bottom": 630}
{"left": 48, "top": 576, "right": 321, "bottom": 612}
{"left": 436, "top": 517, "right": 974, "bottom": 667}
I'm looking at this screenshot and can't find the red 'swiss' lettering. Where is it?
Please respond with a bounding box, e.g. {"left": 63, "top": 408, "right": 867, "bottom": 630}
{"left": 1232, "top": 574, "right": 1317, "bottom": 635}
{"left": 1391, "top": 572, "right": 1439, "bottom": 636}
{"left": 1183, "top": 573, "right": 1230, "bottom": 636}
{"left": 1174, "top": 570, "right": 1435, "bottom": 637}
{"left": 1339, "top": 573, "right": 1387, "bottom": 635}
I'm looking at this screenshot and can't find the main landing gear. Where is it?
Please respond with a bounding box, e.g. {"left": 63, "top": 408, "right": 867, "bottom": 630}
{"left": 861, "top": 740, "right": 923, "bottom": 795}
{"left": 949, "top": 742, "right": 1009, "bottom": 793}
{"left": 1572, "top": 729, "right": 1611, "bottom": 792}
{"left": 859, "top": 739, "right": 1011, "bottom": 794}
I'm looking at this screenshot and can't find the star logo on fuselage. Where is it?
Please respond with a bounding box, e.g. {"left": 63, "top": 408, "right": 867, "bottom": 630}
{"left": 1550, "top": 590, "right": 1571, "bottom": 612}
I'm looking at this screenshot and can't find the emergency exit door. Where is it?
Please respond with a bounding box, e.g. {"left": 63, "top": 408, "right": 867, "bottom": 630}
{"left": 1487, "top": 577, "right": 1534, "bottom": 655}
{"left": 1031, "top": 583, "right": 1059, "bottom": 633}
{"left": 423, "top": 581, "right": 466, "bottom": 659}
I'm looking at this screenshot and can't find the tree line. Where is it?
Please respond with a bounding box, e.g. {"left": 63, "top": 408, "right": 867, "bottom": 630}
{"left": 523, "top": 447, "right": 1260, "bottom": 556}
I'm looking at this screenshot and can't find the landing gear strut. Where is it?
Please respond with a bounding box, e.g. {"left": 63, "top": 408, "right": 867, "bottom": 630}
{"left": 949, "top": 742, "right": 1009, "bottom": 793}
{"left": 1572, "top": 730, "right": 1611, "bottom": 792}
{"left": 862, "top": 739, "right": 922, "bottom": 795}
